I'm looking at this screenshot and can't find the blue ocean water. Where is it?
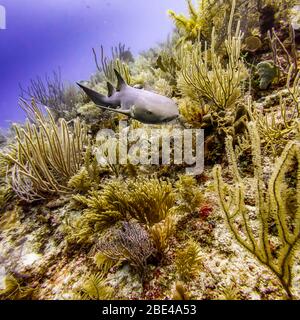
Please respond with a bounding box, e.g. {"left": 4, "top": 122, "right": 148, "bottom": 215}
{"left": 0, "top": 0, "right": 187, "bottom": 128}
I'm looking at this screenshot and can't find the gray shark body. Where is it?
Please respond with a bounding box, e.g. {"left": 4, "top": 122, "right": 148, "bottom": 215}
{"left": 77, "top": 70, "right": 179, "bottom": 124}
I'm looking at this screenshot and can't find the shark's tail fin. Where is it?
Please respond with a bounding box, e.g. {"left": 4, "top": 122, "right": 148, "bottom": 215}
{"left": 77, "top": 83, "right": 111, "bottom": 107}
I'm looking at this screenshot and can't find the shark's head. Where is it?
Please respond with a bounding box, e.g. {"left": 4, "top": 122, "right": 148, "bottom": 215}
{"left": 131, "top": 96, "right": 179, "bottom": 124}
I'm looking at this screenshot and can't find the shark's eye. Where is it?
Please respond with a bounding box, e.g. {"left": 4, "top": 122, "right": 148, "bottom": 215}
{"left": 146, "top": 110, "right": 152, "bottom": 115}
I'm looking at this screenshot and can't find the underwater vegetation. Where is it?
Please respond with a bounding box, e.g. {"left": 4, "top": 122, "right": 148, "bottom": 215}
{"left": 2, "top": 99, "right": 88, "bottom": 202}
{"left": 93, "top": 44, "right": 132, "bottom": 86}
{"left": 247, "top": 66, "right": 300, "bottom": 157}
{"left": 97, "top": 222, "right": 155, "bottom": 278}
{"left": 0, "top": 274, "right": 34, "bottom": 300}
{"left": 19, "top": 69, "right": 83, "bottom": 121}
{"left": 175, "top": 239, "right": 202, "bottom": 282}
{"left": 89, "top": 42, "right": 137, "bottom": 94}
{"left": 214, "top": 121, "right": 300, "bottom": 299}
{"left": 73, "top": 174, "right": 199, "bottom": 259}
{"left": 168, "top": 0, "right": 234, "bottom": 46}
{"left": 75, "top": 272, "right": 114, "bottom": 300}
{"left": 1, "top": 0, "right": 300, "bottom": 300}
{"left": 256, "top": 61, "right": 279, "bottom": 89}
{"left": 178, "top": 20, "right": 247, "bottom": 111}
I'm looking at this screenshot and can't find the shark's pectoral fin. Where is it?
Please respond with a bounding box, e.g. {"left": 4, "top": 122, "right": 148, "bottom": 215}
{"left": 96, "top": 105, "right": 132, "bottom": 117}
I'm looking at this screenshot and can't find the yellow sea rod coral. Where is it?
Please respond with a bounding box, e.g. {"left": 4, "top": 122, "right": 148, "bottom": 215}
{"left": 214, "top": 121, "right": 300, "bottom": 299}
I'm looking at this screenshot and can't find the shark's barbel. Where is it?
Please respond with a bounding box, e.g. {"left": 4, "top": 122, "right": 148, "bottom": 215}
{"left": 77, "top": 70, "right": 179, "bottom": 124}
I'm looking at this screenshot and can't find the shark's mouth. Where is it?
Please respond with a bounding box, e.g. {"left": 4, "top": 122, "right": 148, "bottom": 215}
{"left": 163, "top": 115, "right": 179, "bottom": 123}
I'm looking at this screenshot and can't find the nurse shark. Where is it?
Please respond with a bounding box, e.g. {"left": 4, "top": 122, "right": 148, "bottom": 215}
{"left": 77, "top": 69, "right": 179, "bottom": 124}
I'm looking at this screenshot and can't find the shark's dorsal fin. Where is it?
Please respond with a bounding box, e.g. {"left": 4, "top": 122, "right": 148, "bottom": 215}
{"left": 114, "top": 69, "right": 127, "bottom": 91}
{"left": 107, "top": 82, "right": 115, "bottom": 97}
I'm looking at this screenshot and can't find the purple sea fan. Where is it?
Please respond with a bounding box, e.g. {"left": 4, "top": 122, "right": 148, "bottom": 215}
{"left": 97, "top": 222, "right": 155, "bottom": 277}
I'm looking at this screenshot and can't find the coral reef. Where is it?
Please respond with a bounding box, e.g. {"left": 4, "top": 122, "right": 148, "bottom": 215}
{"left": 175, "top": 240, "right": 202, "bottom": 282}
{"left": 257, "top": 60, "right": 279, "bottom": 89}
{"left": 19, "top": 69, "right": 82, "bottom": 121}
{"left": 92, "top": 45, "right": 132, "bottom": 85}
{"left": 75, "top": 273, "right": 114, "bottom": 300}
{"left": 0, "top": 0, "right": 300, "bottom": 301}
{"left": 214, "top": 121, "right": 300, "bottom": 299}
{"left": 1, "top": 100, "right": 88, "bottom": 202}
{"left": 178, "top": 19, "right": 248, "bottom": 110}
{"left": 97, "top": 222, "right": 155, "bottom": 278}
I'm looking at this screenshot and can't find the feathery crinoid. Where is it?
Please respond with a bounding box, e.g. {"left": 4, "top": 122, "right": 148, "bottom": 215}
{"left": 94, "top": 252, "right": 119, "bottom": 275}
{"left": 119, "top": 177, "right": 176, "bottom": 225}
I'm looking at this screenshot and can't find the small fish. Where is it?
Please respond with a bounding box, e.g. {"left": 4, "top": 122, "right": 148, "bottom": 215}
{"left": 77, "top": 69, "right": 179, "bottom": 124}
